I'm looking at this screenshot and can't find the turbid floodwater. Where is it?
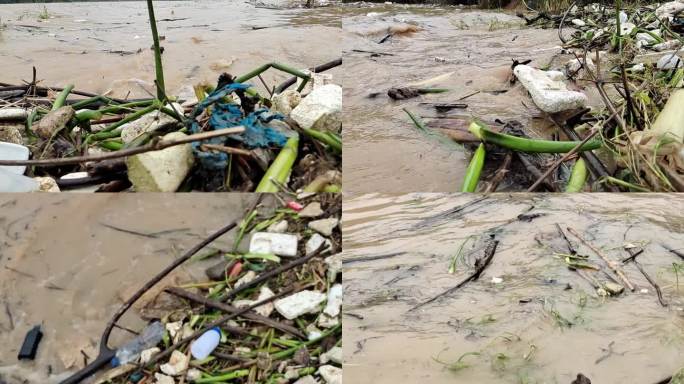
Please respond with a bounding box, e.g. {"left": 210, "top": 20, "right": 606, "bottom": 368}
{"left": 0, "top": 194, "right": 260, "bottom": 383}
{"left": 0, "top": 1, "right": 341, "bottom": 99}
{"left": 342, "top": 4, "right": 602, "bottom": 193}
{"left": 343, "top": 193, "right": 684, "bottom": 383}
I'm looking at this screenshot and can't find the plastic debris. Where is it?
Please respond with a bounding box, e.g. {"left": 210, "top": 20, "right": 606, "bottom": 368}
{"left": 308, "top": 217, "right": 339, "bottom": 236}
{"left": 318, "top": 365, "right": 342, "bottom": 384}
{"left": 274, "top": 290, "right": 326, "bottom": 320}
{"left": 299, "top": 202, "right": 324, "bottom": 218}
{"left": 111, "top": 321, "right": 164, "bottom": 367}
{"left": 0, "top": 142, "right": 30, "bottom": 175}
{"left": 656, "top": 1, "right": 684, "bottom": 21}
{"left": 190, "top": 327, "right": 221, "bottom": 360}
{"left": 294, "top": 376, "right": 317, "bottom": 384}
{"left": 290, "top": 84, "right": 342, "bottom": 133}
{"left": 324, "top": 253, "right": 342, "bottom": 282}
{"left": 267, "top": 220, "right": 289, "bottom": 233}
{"left": 656, "top": 52, "right": 683, "bottom": 69}
{"left": 271, "top": 90, "right": 301, "bottom": 116}
{"left": 254, "top": 286, "right": 275, "bottom": 317}
{"left": 320, "top": 346, "right": 342, "bottom": 365}
{"left": 235, "top": 270, "right": 257, "bottom": 288}
{"left": 188, "top": 82, "right": 288, "bottom": 169}
{"left": 34, "top": 176, "right": 60, "bottom": 192}
{"left": 154, "top": 373, "right": 175, "bottom": 384}
{"left": 140, "top": 347, "right": 160, "bottom": 364}
{"left": 306, "top": 233, "right": 331, "bottom": 256}
{"left": 166, "top": 321, "right": 183, "bottom": 343}
{"left": 18, "top": 325, "right": 43, "bottom": 360}
{"left": 513, "top": 65, "right": 588, "bottom": 113}
{"left": 0, "top": 168, "right": 39, "bottom": 192}
{"left": 120, "top": 104, "right": 180, "bottom": 143}
{"left": 186, "top": 368, "right": 202, "bottom": 382}
{"left": 323, "top": 283, "right": 342, "bottom": 317}
{"left": 249, "top": 232, "right": 298, "bottom": 257}
{"left": 0, "top": 108, "right": 29, "bottom": 121}
{"left": 318, "top": 312, "right": 340, "bottom": 329}
{"left": 287, "top": 201, "right": 304, "bottom": 211}
{"left": 160, "top": 350, "right": 189, "bottom": 376}
{"left": 126, "top": 131, "right": 195, "bottom": 192}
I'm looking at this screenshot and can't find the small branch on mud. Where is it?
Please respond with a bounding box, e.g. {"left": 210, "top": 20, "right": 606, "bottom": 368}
{"left": 665, "top": 245, "right": 684, "bottom": 261}
{"left": 623, "top": 247, "right": 667, "bottom": 307}
{"left": 556, "top": 224, "right": 577, "bottom": 255}
{"left": 408, "top": 236, "right": 499, "bottom": 312}
{"left": 99, "top": 222, "right": 159, "bottom": 238}
{"left": 567, "top": 227, "right": 635, "bottom": 291}
{"left": 0, "top": 126, "right": 245, "bottom": 167}
{"left": 484, "top": 151, "right": 512, "bottom": 193}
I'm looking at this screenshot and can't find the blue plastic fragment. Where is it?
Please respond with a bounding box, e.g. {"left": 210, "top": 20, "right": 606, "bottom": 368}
{"left": 188, "top": 82, "right": 289, "bottom": 170}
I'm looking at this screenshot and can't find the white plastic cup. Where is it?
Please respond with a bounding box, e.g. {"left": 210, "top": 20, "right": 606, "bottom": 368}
{"left": 190, "top": 327, "right": 221, "bottom": 360}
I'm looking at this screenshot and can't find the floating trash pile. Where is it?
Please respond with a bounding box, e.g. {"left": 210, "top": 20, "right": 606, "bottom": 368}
{"left": 400, "top": 1, "right": 683, "bottom": 192}
{"left": 0, "top": 60, "right": 341, "bottom": 193}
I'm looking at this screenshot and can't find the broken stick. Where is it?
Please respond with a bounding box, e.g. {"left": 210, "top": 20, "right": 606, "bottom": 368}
{"left": 567, "top": 227, "right": 635, "bottom": 291}
{"left": 409, "top": 236, "right": 499, "bottom": 312}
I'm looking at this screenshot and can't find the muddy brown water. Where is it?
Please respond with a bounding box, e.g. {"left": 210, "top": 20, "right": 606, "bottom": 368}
{"left": 343, "top": 193, "right": 684, "bottom": 383}
{"left": 0, "top": 1, "right": 341, "bottom": 99}
{"left": 0, "top": 194, "right": 261, "bottom": 383}
{"left": 342, "top": 5, "right": 601, "bottom": 193}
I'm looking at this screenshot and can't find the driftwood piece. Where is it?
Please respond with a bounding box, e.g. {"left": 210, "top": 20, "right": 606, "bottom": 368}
{"left": 567, "top": 227, "right": 635, "bottom": 291}
{"left": 409, "top": 236, "right": 499, "bottom": 312}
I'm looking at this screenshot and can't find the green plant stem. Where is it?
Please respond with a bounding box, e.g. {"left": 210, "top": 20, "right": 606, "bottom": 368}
{"left": 269, "top": 324, "right": 341, "bottom": 360}
{"left": 146, "top": 0, "right": 166, "bottom": 100}
{"left": 565, "top": 158, "right": 588, "bottom": 192}
{"left": 302, "top": 128, "right": 341, "bottom": 153}
{"left": 236, "top": 62, "right": 311, "bottom": 92}
{"left": 98, "top": 140, "right": 123, "bottom": 151}
{"left": 52, "top": 84, "right": 74, "bottom": 110}
{"left": 86, "top": 104, "right": 159, "bottom": 143}
{"left": 98, "top": 100, "right": 156, "bottom": 114}
{"left": 601, "top": 176, "right": 651, "bottom": 192}
{"left": 417, "top": 88, "right": 450, "bottom": 94}
{"left": 403, "top": 108, "right": 463, "bottom": 150}
{"left": 461, "top": 143, "right": 485, "bottom": 192}
{"left": 196, "top": 369, "right": 250, "bottom": 383}
{"left": 255, "top": 137, "right": 299, "bottom": 192}
{"left": 75, "top": 109, "right": 103, "bottom": 122}
{"left": 469, "top": 121, "right": 602, "bottom": 153}
{"left": 322, "top": 184, "right": 341, "bottom": 193}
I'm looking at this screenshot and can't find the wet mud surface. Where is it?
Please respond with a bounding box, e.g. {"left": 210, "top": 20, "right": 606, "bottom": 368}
{"left": 343, "top": 193, "right": 684, "bottom": 383}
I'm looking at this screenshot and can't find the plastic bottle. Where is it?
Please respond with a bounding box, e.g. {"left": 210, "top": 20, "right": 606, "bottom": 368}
{"left": 111, "top": 321, "right": 164, "bottom": 367}
{"left": 190, "top": 327, "right": 221, "bottom": 360}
